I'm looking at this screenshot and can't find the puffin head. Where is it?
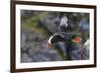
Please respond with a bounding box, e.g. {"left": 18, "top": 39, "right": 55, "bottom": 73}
{"left": 48, "top": 33, "right": 65, "bottom": 48}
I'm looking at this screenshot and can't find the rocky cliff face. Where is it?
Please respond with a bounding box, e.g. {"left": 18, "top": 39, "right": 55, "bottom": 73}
{"left": 21, "top": 30, "right": 62, "bottom": 62}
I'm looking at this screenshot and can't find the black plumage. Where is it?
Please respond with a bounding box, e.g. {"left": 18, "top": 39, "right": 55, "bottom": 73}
{"left": 49, "top": 33, "right": 71, "bottom": 44}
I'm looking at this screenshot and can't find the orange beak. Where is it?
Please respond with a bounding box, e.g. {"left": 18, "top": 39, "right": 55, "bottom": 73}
{"left": 72, "top": 37, "right": 81, "bottom": 43}
{"left": 48, "top": 43, "right": 53, "bottom": 48}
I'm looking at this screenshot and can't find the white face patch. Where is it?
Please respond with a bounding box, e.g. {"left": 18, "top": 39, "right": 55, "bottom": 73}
{"left": 48, "top": 35, "right": 54, "bottom": 44}
{"left": 48, "top": 33, "right": 64, "bottom": 44}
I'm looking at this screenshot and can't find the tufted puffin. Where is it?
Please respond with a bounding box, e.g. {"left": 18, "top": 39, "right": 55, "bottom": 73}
{"left": 48, "top": 32, "right": 82, "bottom": 60}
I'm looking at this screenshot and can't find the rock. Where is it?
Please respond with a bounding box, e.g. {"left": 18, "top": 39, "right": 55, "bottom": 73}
{"left": 21, "top": 53, "right": 33, "bottom": 62}
{"left": 21, "top": 26, "right": 62, "bottom": 63}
